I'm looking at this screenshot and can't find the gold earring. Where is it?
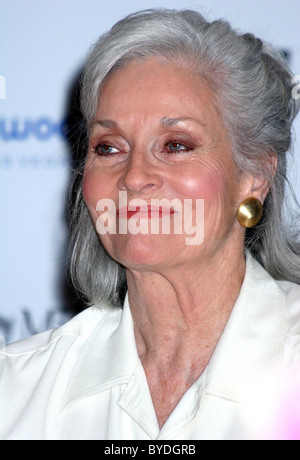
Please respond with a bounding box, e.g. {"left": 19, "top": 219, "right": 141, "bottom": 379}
{"left": 237, "top": 197, "right": 263, "bottom": 228}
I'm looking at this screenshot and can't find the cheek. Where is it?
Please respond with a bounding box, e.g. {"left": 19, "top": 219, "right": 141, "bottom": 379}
{"left": 175, "top": 164, "right": 238, "bottom": 234}
{"left": 82, "top": 169, "right": 110, "bottom": 224}
{"left": 82, "top": 163, "right": 114, "bottom": 203}
{"left": 175, "top": 167, "right": 230, "bottom": 203}
{"left": 82, "top": 172, "right": 97, "bottom": 210}
{"left": 82, "top": 169, "right": 93, "bottom": 196}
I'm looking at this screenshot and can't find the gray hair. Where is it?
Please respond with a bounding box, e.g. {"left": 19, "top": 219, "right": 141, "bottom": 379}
{"left": 68, "top": 8, "right": 300, "bottom": 307}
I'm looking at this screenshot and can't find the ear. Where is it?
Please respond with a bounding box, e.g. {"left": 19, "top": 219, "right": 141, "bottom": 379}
{"left": 241, "top": 153, "right": 278, "bottom": 204}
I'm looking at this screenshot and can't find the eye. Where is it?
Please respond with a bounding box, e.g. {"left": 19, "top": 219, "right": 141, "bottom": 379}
{"left": 93, "top": 143, "right": 120, "bottom": 156}
{"left": 166, "top": 142, "right": 193, "bottom": 153}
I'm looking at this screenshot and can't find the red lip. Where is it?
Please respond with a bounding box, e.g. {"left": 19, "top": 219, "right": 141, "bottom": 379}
{"left": 117, "top": 205, "right": 175, "bottom": 219}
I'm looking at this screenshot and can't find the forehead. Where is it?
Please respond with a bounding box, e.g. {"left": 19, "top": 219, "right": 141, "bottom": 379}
{"left": 96, "top": 57, "right": 221, "bottom": 123}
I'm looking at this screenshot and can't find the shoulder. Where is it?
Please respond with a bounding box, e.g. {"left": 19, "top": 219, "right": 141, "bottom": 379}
{"left": 249, "top": 254, "right": 300, "bottom": 308}
{"left": 247, "top": 254, "right": 300, "bottom": 336}
{"left": 0, "top": 305, "right": 122, "bottom": 439}
{"left": 263, "top": 267, "right": 300, "bottom": 360}
{"left": 0, "top": 305, "right": 121, "bottom": 369}
{"left": 277, "top": 279, "right": 300, "bottom": 337}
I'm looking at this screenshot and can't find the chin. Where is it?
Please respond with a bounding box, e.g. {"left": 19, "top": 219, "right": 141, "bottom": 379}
{"left": 103, "top": 234, "right": 180, "bottom": 270}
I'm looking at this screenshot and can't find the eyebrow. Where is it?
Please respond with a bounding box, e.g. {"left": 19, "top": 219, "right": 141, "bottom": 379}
{"left": 159, "top": 117, "right": 206, "bottom": 128}
{"left": 92, "top": 116, "right": 206, "bottom": 129}
{"left": 93, "top": 119, "right": 118, "bottom": 129}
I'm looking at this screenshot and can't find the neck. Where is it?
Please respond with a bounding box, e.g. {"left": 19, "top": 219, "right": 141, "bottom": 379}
{"left": 127, "top": 247, "right": 246, "bottom": 369}
{"left": 126, "top": 246, "right": 246, "bottom": 428}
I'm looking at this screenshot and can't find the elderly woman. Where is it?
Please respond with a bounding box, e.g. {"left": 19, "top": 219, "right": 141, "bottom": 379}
{"left": 1, "top": 9, "right": 300, "bottom": 440}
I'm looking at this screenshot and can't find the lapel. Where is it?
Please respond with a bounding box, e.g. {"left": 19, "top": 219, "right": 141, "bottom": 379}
{"left": 158, "top": 254, "right": 287, "bottom": 440}
{"left": 193, "top": 255, "right": 287, "bottom": 439}
{"left": 204, "top": 254, "right": 286, "bottom": 401}
{"left": 61, "top": 299, "right": 140, "bottom": 410}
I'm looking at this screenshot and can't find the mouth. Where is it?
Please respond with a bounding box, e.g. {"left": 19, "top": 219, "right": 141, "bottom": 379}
{"left": 116, "top": 205, "right": 176, "bottom": 219}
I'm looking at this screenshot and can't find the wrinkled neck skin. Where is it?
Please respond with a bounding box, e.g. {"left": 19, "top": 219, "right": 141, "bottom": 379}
{"left": 129, "top": 246, "right": 245, "bottom": 366}
{"left": 127, "top": 242, "right": 246, "bottom": 428}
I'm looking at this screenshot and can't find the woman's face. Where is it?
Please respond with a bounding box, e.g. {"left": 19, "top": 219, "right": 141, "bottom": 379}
{"left": 83, "top": 57, "right": 250, "bottom": 273}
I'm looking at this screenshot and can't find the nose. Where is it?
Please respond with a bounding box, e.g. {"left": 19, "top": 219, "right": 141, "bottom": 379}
{"left": 118, "top": 149, "right": 162, "bottom": 195}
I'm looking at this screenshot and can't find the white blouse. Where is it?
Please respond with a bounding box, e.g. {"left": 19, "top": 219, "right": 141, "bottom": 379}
{"left": 1, "top": 255, "right": 300, "bottom": 440}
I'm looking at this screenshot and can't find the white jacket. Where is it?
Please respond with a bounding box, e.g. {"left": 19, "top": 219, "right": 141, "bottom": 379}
{"left": 1, "top": 255, "right": 300, "bottom": 440}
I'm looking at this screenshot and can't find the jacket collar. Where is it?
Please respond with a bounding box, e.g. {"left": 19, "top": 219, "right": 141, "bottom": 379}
{"left": 62, "top": 297, "right": 140, "bottom": 409}
{"left": 62, "top": 254, "right": 286, "bottom": 410}
{"left": 204, "top": 254, "right": 286, "bottom": 401}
